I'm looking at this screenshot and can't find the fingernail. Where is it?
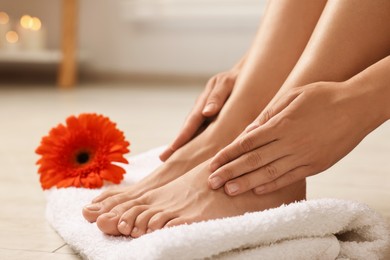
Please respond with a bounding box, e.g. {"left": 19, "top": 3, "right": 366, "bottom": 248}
{"left": 209, "top": 176, "right": 223, "bottom": 189}
{"left": 203, "top": 103, "right": 216, "bottom": 114}
{"left": 209, "top": 161, "right": 219, "bottom": 172}
{"left": 255, "top": 186, "right": 265, "bottom": 194}
{"left": 227, "top": 183, "right": 239, "bottom": 194}
{"left": 146, "top": 228, "right": 152, "bottom": 234}
{"left": 104, "top": 212, "right": 117, "bottom": 218}
{"left": 84, "top": 203, "right": 101, "bottom": 211}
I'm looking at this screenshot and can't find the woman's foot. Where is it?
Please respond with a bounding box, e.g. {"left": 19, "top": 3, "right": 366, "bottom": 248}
{"left": 82, "top": 116, "right": 249, "bottom": 223}
{"left": 96, "top": 159, "right": 306, "bottom": 236}
{"left": 83, "top": 53, "right": 290, "bottom": 223}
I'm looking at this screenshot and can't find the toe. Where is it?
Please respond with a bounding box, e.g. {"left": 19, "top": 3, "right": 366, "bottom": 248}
{"left": 96, "top": 211, "right": 122, "bottom": 235}
{"left": 128, "top": 209, "right": 161, "bottom": 238}
{"left": 148, "top": 211, "right": 176, "bottom": 232}
{"left": 96, "top": 199, "right": 143, "bottom": 235}
{"left": 117, "top": 205, "right": 149, "bottom": 236}
{"left": 164, "top": 217, "right": 191, "bottom": 228}
{"left": 82, "top": 192, "right": 133, "bottom": 223}
{"left": 92, "top": 187, "right": 128, "bottom": 203}
{"left": 82, "top": 203, "right": 104, "bottom": 223}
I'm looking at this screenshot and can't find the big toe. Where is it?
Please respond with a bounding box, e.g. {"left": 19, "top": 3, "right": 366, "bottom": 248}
{"left": 96, "top": 212, "right": 122, "bottom": 236}
{"left": 82, "top": 192, "right": 134, "bottom": 223}
{"left": 82, "top": 203, "right": 104, "bottom": 223}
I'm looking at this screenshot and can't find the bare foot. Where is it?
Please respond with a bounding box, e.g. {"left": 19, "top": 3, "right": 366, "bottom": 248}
{"left": 82, "top": 119, "right": 246, "bottom": 223}
{"left": 83, "top": 64, "right": 286, "bottom": 223}
{"left": 96, "top": 159, "right": 306, "bottom": 236}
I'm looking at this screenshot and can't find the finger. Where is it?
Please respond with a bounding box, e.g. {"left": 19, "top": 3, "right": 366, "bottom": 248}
{"left": 208, "top": 140, "right": 286, "bottom": 189}
{"left": 165, "top": 77, "right": 216, "bottom": 152}
{"left": 159, "top": 112, "right": 204, "bottom": 161}
{"left": 245, "top": 89, "right": 303, "bottom": 133}
{"left": 202, "top": 76, "right": 234, "bottom": 117}
{"left": 222, "top": 156, "right": 297, "bottom": 196}
{"left": 209, "top": 124, "right": 277, "bottom": 172}
{"left": 160, "top": 84, "right": 214, "bottom": 161}
{"left": 159, "top": 147, "right": 175, "bottom": 162}
{"left": 172, "top": 112, "right": 204, "bottom": 147}
{"left": 253, "top": 165, "right": 310, "bottom": 195}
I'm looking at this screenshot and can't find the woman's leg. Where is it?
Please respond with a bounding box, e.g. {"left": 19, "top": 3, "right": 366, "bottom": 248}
{"left": 89, "top": 0, "right": 327, "bottom": 233}
{"left": 94, "top": 0, "right": 390, "bottom": 236}
{"left": 278, "top": 0, "right": 390, "bottom": 91}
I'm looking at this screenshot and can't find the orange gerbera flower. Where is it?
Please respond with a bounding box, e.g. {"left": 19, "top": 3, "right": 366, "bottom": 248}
{"left": 36, "top": 113, "right": 130, "bottom": 189}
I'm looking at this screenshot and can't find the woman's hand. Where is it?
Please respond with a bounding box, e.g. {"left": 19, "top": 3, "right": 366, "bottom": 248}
{"left": 159, "top": 69, "right": 239, "bottom": 161}
{"left": 208, "top": 81, "right": 382, "bottom": 196}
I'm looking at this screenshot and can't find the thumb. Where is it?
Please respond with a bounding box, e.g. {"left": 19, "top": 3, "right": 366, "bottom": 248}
{"left": 246, "top": 89, "right": 302, "bottom": 133}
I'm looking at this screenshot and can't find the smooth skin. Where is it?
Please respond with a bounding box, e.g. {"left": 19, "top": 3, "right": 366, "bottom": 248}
{"left": 209, "top": 0, "right": 390, "bottom": 196}
{"left": 85, "top": 0, "right": 390, "bottom": 237}
{"left": 159, "top": 65, "right": 240, "bottom": 162}
{"left": 210, "top": 62, "right": 390, "bottom": 195}
{"left": 84, "top": 0, "right": 327, "bottom": 234}
{"left": 160, "top": 0, "right": 327, "bottom": 161}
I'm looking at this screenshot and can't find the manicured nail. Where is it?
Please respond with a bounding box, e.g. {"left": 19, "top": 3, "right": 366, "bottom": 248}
{"left": 203, "top": 103, "right": 216, "bottom": 114}
{"left": 146, "top": 228, "right": 152, "bottom": 234}
{"left": 84, "top": 203, "right": 101, "bottom": 211}
{"left": 104, "top": 212, "right": 117, "bottom": 218}
{"left": 209, "top": 176, "right": 223, "bottom": 189}
{"left": 227, "top": 183, "right": 239, "bottom": 194}
{"left": 255, "top": 186, "right": 265, "bottom": 194}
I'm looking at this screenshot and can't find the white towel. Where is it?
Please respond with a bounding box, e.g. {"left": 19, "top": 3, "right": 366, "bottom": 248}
{"left": 45, "top": 147, "right": 390, "bottom": 260}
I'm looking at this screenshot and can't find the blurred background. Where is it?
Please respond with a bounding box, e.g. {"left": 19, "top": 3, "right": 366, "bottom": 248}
{"left": 0, "top": 1, "right": 271, "bottom": 259}
{"left": 0, "top": 1, "right": 389, "bottom": 259}
{"left": 0, "top": 0, "right": 266, "bottom": 84}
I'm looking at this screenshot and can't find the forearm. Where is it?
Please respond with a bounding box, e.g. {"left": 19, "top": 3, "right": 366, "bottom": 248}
{"left": 347, "top": 55, "right": 390, "bottom": 127}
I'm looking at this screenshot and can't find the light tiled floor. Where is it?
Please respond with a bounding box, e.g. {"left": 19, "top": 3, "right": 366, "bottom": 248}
{"left": 0, "top": 83, "right": 389, "bottom": 259}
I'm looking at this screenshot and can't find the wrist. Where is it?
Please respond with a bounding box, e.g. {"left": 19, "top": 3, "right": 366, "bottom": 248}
{"left": 347, "top": 56, "right": 390, "bottom": 121}
{"left": 344, "top": 74, "right": 389, "bottom": 131}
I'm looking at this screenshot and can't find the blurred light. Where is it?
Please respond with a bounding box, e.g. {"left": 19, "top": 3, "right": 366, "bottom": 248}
{"left": 20, "top": 15, "right": 33, "bottom": 29}
{"left": 6, "top": 31, "right": 19, "bottom": 43}
{"left": 31, "top": 17, "right": 42, "bottom": 31}
{"left": 0, "top": 12, "right": 9, "bottom": 25}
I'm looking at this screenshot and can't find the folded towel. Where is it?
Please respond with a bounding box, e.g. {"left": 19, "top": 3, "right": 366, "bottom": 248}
{"left": 45, "top": 147, "right": 389, "bottom": 260}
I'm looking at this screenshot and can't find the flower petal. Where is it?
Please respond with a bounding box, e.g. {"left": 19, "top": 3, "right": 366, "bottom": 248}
{"left": 100, "top": 164, "right": 125, "bottom": 183}
{"left": 35, "top": 113, "right": 130, "bottom": 189}
{"left": 107, "top": 153, "right": 128, "bottom": 164}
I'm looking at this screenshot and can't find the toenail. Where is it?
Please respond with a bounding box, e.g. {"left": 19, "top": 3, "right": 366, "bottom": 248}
{"left": 146, "top": 228, "right": 152, "bottom": 234}
{"left": 227, "top": 183, "right": 239, "bottom": 194}
{"left": 84, "top": 203, "right": 101, "bottom": 211}
{"left": 209, "top": 176, "right": 223, "bottom": 189}
{"left": 118, "top": 220, "right": 126, "bottom": 228}
{"left": 104, "top": 212, "right": 117, "bottom": 218}
{"left": 131, "top": 227, "right": 138, "bottom": 235}
{"left": 118, "top": 221, "right": 129, "bottom": 233}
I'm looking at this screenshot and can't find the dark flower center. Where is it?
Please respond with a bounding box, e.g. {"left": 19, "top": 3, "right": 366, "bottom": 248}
{"left": 76, "top": 151, "right": 90, "bottom": 164}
